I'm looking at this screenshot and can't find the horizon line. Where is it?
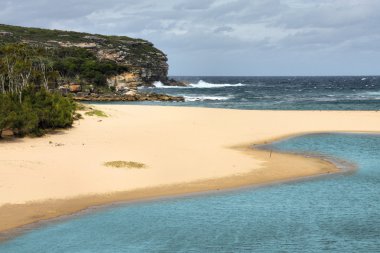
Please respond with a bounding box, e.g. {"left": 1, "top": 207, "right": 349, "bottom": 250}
{"left": 169, "top": 75, "right": 380, "bottom": 77}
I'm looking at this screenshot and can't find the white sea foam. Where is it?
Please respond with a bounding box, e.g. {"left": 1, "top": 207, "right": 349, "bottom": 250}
{"left": 363, "top": 91, "right": 380, "bottom": 96}
{"left": 337, "top": 91, "right": 380, "bottom": 101}
{"left": 184, "top": 95, "right": 232, "bottom": 102}
{"left": 152, "top": 81, "right": 167, "bottom": 88}
{"left": 190, "top": 80, "right": 244, "bottom": 88}
{"left": 357, "top": 91, "right": 380, "bottom": 100}
{"left": 153, "top": 80, "right": 244, "bottom": 89}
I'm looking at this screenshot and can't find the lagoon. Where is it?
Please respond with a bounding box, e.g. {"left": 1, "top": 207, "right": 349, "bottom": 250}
{"left": 1, "top": 133, "right": 379, "bottom": 252}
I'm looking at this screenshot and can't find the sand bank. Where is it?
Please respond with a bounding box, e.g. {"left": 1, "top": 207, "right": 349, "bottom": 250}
{"left": 1, "top": 105, "right": 380, "bottom": 235}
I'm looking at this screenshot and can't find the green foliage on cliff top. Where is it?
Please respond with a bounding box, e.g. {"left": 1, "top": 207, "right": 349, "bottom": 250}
{"left": 0, "top": 43, "right": 128, "bottom": 87}
{"left": 0, "top": 23, "right": 136, "bottom": 44}
{"left": 0, "top": 23, "right": 166, "bottom": 60}
{"left": 52, "top": 46, "right": 129, "bottom": 86}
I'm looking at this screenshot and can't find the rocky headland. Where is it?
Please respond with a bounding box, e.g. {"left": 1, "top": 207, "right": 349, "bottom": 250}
{"left": 0, "top": 24, "right": 187, "bottom": 101}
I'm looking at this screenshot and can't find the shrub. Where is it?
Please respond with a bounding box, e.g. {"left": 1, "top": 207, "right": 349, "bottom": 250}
{"left": 0, "top": 88, "right": 76, "bottom": 138}
{"left": 0, "top": 43, "right": 78, "bottom": 138}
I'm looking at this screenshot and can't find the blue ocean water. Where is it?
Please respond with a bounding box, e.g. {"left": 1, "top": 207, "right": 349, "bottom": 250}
{"left": 137, "top": 76, "right": 380, "bottom": 110}
{"left": 1, "top": 133, "right": 379, "bottom": 252}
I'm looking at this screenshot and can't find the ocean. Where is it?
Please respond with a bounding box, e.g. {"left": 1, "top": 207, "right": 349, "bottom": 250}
{"left": 138, "top": 76, "right": 380, "bottom": 110}
{"left": 1, "top": 133, "right": 379, "bottom": 252}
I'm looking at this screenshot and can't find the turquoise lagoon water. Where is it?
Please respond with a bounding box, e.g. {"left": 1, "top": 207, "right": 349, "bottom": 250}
{"left": 0, "top": 133, "right": 379, "bottom": 252}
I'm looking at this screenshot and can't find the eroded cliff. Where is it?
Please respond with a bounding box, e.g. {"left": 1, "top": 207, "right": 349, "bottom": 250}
{"left": 0, "top": 24, "right": 176, "bottom": 88}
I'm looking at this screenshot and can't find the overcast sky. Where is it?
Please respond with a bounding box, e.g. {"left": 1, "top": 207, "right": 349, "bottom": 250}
{"left": 1, "top": 0, "right": 380, "bottom": 76}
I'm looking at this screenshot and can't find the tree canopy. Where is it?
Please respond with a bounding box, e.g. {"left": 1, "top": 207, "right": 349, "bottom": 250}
{"left": 0, "top": 44, "right": 80, "bottom": 137}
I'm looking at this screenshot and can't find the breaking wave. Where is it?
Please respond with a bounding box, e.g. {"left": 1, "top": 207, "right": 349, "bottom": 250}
{"left": 353, "top": 91, "right": 380, "bottom": 100}
{"left": 153, "top": 80, "right": 244, "bottom": 89}
{"left": 184, "top": 95, "right": 232, "bottom": 102}
{"left": 189, "top": 80, "right": 244, "bottom": 88}
{"left": 152, "top": 81, "right": 169, "bottom": 88}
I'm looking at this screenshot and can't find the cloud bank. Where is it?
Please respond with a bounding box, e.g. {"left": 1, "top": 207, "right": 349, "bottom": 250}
{"left": 1, "top": 0, "right": 379, "bottom": 75}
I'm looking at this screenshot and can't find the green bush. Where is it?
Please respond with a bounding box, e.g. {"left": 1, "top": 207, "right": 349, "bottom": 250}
{"left": 0, "top": 43, "right": 82, "bottom": 138}
{"left": 0, "top": 88, "right": 75, "bottom": 137}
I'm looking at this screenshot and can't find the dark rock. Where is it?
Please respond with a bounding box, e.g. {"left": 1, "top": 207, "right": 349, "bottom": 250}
{"left": 76, "top": 92, "right": 90, "bottom": 97}
{"left": 164, "top": 79, "right": 190, "bottom": 87}
{"left": 73, "top": 92, "right": 184, "bottom": 102}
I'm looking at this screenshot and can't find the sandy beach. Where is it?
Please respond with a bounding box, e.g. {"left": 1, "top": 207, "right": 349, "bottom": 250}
{"left": 1, "top": 105, "right": 380, "bottom": 235}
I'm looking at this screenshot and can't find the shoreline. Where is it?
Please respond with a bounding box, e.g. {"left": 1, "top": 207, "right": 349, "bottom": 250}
{"left": 1, "top": 106, "right": 380, "bottom": 241}
{"left": 0, "top": 140, "right": 341, "bottom": 242}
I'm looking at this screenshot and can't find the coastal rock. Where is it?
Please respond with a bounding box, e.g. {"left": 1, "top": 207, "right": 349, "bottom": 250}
{"left": 83, "top": 35, "right": 106, "bottom": 42}
{"left": 46, "top": 40, "right": 98, "bottom": 49}
{"left": 125, "top": 90, "right": 137, "bottom": 96}
{"left": 69, "top": 84, "right": 82, "bottom": 93}
{"left": 95, "top": 46, "right": 169, "bottom": 86}
{"left": 73, "top": 92, "right": 184, "bottom": 102}
{"left": 107, "top": 72, "right": 141, "bottom": 90}
{"left": 0, "top": 31, "right": 13, "bottom": 37}
{"left": 164, "top": 78, "right": 190, "bottom": 87}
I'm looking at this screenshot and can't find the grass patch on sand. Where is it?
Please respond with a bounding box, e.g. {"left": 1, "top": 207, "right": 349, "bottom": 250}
{"left": 104, "top": 161, "right": 146, "bottom": 169}
{"left": 85, "top": 109, "right": 107, "bottom": 117}
{"left": 75, "top": 103, "right": 107, "bottom": 118}
{"left": 75, "top": 102, "right": 87, "bottom": 111}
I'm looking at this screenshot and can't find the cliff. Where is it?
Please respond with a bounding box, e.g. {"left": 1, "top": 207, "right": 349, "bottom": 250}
{"left": 0, "top": 24, "right": 181, "bottom": 88}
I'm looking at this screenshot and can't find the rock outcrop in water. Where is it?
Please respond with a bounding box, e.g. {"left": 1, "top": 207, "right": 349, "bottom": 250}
{"left": 73, "top": 92, "right": 184, "bottom": 102}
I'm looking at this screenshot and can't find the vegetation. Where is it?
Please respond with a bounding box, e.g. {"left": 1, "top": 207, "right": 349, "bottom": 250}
{"left": 0, "top": 40, "right": 131, "bottom": 138}
{"left": 0, "top": 43, "right": 128, "bottom": 89}
{"left": 85, "top": 109, "right": 107, "bottom": 117}
{"left": 0, "top": 44, "right": 76, "bottom": 137}
{"left": 0, "top": 23, "right": 165, "bottom": 63}
{"left": 52, "top": 47, "right": 128, "bottom": 86}
{"left": 0, "top": 23, "right": 169, "bottom": 138}
{"left": 104, "top": 161, "right": 147, "bottom": 169}
{"left": 0, "top": 87, "right": 75, "bottom": 137}
{"left": 75, "top": 102, "right": 87, "bottom": 111}
{"left": 0, "top": 23, "right": 141, "bottom": 45}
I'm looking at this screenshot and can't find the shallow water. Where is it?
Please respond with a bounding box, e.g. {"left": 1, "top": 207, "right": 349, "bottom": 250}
{"left": 1, "top": 133, "right": 379, "bottom": 252}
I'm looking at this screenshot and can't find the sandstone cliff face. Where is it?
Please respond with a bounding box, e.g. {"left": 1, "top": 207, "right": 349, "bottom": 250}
{"left": 94, "top": 40, "right": 170, "bottom": 87}
{"left": 0, "top": 24, "right": 171, "bottom": 87}
{"left": 106, "top": 72, "right": 141, "bottom": 91}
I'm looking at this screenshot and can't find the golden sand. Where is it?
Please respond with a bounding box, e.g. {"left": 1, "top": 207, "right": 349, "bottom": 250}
{"left": 1, "top": 105, "right": 379, "bottom": 234}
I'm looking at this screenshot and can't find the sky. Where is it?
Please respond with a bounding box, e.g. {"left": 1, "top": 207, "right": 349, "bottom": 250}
{"left": 1, "top": 0, "right": 379, "bottom": 76}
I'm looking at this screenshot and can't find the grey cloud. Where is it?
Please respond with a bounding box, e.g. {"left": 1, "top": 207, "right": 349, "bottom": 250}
{"left": 0, "top": 0, "right": 379, "bottom": 75}
{"left": 174, "top": 0, "right": 214, "bottom": 10}
{"left": 214, "top": 26, "right": 234, "bottom": 33}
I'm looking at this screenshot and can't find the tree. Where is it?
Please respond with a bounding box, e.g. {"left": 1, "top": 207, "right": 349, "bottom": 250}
{"left": 0, "top": 94, "right": 12, "bottom": 138}
{"left": 0, "top": 44, "right": 76, "bottom": 138}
